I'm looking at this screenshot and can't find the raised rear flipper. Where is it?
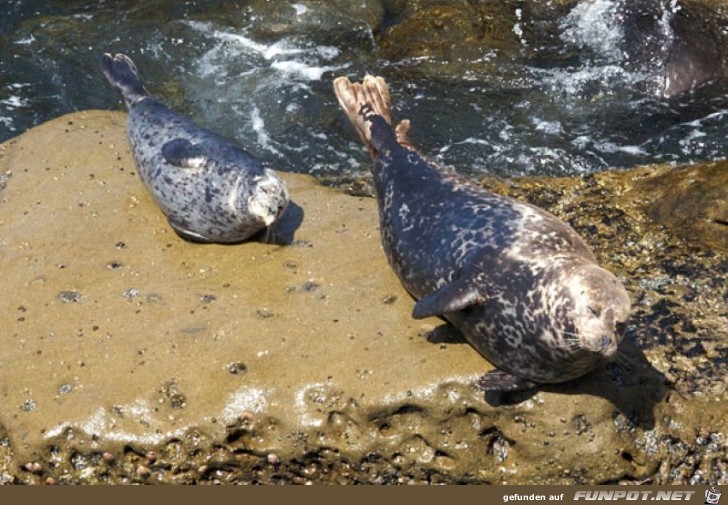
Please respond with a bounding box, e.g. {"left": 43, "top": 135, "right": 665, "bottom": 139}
{"left": 333, "top": 75, "right": 400, "bottom": 158}
{"left": 99, "top": 53, "right": 151, "bottom": 109}
{"left": 412, "top": 272, "right": 488, "bottom": 319}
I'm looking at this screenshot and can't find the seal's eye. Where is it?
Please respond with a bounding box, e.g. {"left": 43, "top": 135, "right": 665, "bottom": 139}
{"left": 587, "top": 305, "right": 601, "bottom": 318}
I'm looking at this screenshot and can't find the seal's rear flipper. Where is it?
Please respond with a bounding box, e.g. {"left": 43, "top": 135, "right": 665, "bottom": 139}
{"left": 412, "top": 274, "right": 488, "bottom": 319}
{"left": 99, "top": 53, "right": 150, "bottom": 109}
{"left": 334, "top": 75, "right": 404, "bottom": 157}
{"left": 477, "top": 370, "right": 538, "bottom": 393}
{"left": 394, "top": 119, "right": 417, "bottom": 152}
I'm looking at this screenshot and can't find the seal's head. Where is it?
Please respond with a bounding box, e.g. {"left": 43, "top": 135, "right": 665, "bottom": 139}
{"left": 566, "top": 264, "right": 631, "bottom": 359}
{"left": 247, "top": 168, "right": 289, "bottom": 227}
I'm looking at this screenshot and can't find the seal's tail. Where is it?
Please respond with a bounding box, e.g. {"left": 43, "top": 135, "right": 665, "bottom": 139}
{"left": 99, "top": 53, "right": 150, "bottom": 110}
{"left": 333, "top": 75, "right": 416, "bottom": 157}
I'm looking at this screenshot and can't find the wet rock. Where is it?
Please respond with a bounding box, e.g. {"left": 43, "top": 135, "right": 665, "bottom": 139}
{"left": 633, "top": 162, "right": 728, "bottom": 253}
{"left": 377, "top": 0, "right": 521, "bottom": 64}
{"left": 0, "top": 111, "right": 725, "bottom": 484}
{"left": 241, "top": 0, "right": 384, "bottom": 46}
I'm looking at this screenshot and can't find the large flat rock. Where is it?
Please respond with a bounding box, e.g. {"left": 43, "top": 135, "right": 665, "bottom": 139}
{"left": 0, "top": 111, "right": 724, "bottom": 484}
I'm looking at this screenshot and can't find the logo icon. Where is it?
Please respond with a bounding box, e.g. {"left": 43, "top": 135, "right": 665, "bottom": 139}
{"left": 706, "top": 488, "right": 722, "bottom": 505}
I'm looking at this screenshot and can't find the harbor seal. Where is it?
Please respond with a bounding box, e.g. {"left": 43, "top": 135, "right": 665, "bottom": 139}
{"left": 99, "top": 53, "right": 288, "bottom": 243}
{"left": 619, "top": 0, "right": 728, "bottom": 98}
{"left": 333, "top": 75, "right": 631, "bottom": 392}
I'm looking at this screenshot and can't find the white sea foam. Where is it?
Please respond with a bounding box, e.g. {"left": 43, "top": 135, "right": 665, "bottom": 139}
{"left": 1, "top": 95, "right": 29, "bottom": 108}
{"left": 292, "top": 3, "right": 309, "bottom": 16}
{"left": 250, "top": 105, "right": 282, "bottom": 156}
{"left": 187, "top": 20, "right": 341, "bottom": 77}
{"left": 294, "top": 383, "right": 334, "bottom": 428}
{"left": 571, "top": 134, "right": 648, "bottom": 158}
{"left": 220, "top": 387, "right": 269, "bottom": 423}
{"left": 594, "top": 141, "right": 648, "bottom": 156}
{"left": 532, "top": 117, "right": 563, "bottom": 135}
{"left": 534, "top": 64, "right": 641, "bottom": 100}
{"left": 560, "top": 0, "right": 623, "bottom": 62}
{"left": 679, "top": 128, "right": 707, "bottom": 155}
{"left": 683, "top": 109, "right": 728, "bottom": 128}
{"left": 438, "top": 137, "right": 490, "bottom": 156}
{"left": 513, "top": 7, "right": 527, "bottom": 46}
{"left": 0, "top": 116, "right": 15, "bottom": 131}
{"left": 270, "top": 60, "right": 338, "bottom": 81}
{"left": 44, "top": 402, "right": 188, "bottom": 446}
{"left": 0, "top": 90, "right": 30, "bottom": 133}
{"left": 14, "top": 34, "right": 35, "bottom": 45}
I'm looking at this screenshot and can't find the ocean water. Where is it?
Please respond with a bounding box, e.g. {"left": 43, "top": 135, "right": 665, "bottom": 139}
{"left": 0, "top": 0, "right": 726, "bottom": 178}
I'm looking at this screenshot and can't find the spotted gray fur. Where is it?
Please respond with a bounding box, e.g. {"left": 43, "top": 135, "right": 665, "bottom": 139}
{"left": 99, "top": 53, "right": 288, "bottom": 243}
{"left": 334, "top": 75, "right": 631, "bottom": 392}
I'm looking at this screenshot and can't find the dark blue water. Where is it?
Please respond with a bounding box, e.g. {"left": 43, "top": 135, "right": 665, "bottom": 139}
{"left": 1, "top": 0, "right": 726, "bottom": 178}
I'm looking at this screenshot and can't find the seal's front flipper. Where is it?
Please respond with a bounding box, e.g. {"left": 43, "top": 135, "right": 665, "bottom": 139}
{"left": 412, "top": 274, "right": 487, "bottom": 319}
{"left": 477, "top": 370, "right": 538, "bottom": 393}
{"left": 167, "top": 218, "right": 213, "bottom": 243}
{"left": 162, "top": 138, "right": 207, "bottom": 169}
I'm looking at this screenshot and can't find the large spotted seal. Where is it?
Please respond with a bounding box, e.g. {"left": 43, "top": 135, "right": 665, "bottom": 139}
{"left": 333, "top": 75, "right": 631, "bottom": 392}
{"left": 99, "top": 53, "right": 288, "bottom": 243}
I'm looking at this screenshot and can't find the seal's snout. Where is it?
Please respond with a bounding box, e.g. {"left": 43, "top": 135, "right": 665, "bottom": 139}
{"left": 600, "top": 334, "right": 613, "bottom": 350}
{"left": 580, "top": 330, "right": 619, "bottom": 359}
{"left": 595, "top": 334, "right": 619, "bottom": 359}
{"left": 568, "top": 265, "right": 631, "bottom": 359}
{"left": 248, "top": 170, "right": 289, "bottom": 226}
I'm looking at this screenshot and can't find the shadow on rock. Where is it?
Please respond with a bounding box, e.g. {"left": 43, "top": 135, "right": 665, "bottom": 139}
{"left": 262, "top": 200, "right": 304, "bottom": 246}
{"left": 167, "top": 200, "right": 304, "bottom": 246}
{"left": 484, "top": 339, "right": 668, "bottom": 430}
{"left": 425, "top": 323, "right": 468, "bottom": 345}
{"left": 426, "top": 321, "right": 667, "bottom": 429}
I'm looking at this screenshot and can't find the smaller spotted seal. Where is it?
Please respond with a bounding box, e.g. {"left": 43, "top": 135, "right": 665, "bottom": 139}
{"left": 99, "top": 53, "right": 288, "bottom": 243}
{"left": 333, "top": 75, "right": 632, "bottom": 392}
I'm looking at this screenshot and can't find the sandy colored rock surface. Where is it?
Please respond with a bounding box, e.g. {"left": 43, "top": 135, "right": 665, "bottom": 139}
{"left": 0, "top": 110, "right": 485, "bottom": 478}
{"left": 0, "top": 111, "right": 725, "bottom": 484}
